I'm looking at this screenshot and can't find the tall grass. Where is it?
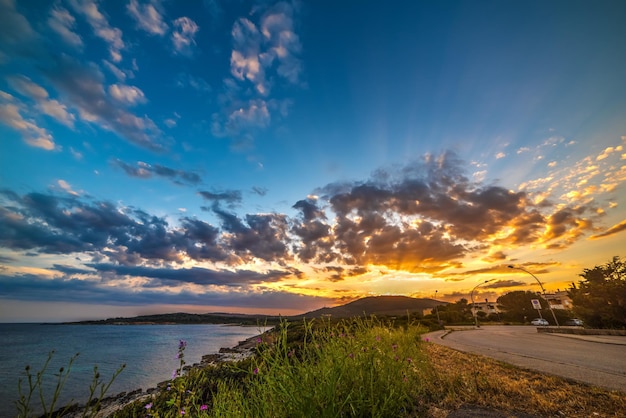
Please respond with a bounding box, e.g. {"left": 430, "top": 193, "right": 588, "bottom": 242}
{"left": 125, "top": 317, "right": 431, "bottom": 417}
{"left": 225, "top": 317, "right": 429, "bottom": 417}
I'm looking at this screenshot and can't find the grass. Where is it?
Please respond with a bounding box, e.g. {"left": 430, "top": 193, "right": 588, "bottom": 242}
{"left": 17, "top": 318, "right": 626, "bottom": 417}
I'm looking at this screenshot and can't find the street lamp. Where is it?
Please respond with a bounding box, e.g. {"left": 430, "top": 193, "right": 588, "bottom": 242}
{"left": 507, "top": 265, "right": 560, "bottom": 327}
{"left": 434, "top": 290, "right": 441, "bottom": 325}
{"left": 471, "top": 279, "right": 494, "bottom": 328}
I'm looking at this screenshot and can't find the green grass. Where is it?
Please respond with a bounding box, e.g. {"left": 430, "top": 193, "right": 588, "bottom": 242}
{"left": 18, "top": 318, "right": 626, "bottom": 417}
{"left": 115, "top": 317, "right": 432, "bottom": 417}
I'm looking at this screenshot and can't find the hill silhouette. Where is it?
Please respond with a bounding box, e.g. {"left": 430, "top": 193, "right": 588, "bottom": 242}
{"left": 295, "top": 296, "right": 447, "bottom": 318}
{"left": 68, "top": 296, "right": 448, "bottom": 324}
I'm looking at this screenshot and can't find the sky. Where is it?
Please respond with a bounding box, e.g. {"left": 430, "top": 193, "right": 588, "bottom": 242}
{"left": 1, "top": 0, "right": 625, "bottom": 322}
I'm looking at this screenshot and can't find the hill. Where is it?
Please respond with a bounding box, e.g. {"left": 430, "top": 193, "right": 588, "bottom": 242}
{"left": 295, "top": 295, "right": 447, "bottom": 318}
{"left": 67, "top": 296, "right": 447, "bottom": 324}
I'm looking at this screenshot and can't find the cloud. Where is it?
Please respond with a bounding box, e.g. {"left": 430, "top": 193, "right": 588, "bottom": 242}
{"left": 48, "top": 6, "right": 83, "bottom": 48}
{"left": 0, "top": 92, "right": 57, "bottom": 150}
{"left": 0, "top": 0, "right": 36, "bottom": 50}
{"left": 172, "top": 17, "right": 199, "bottom": 56}
{"left": 176, "top": 72, "right": 211, "bottom": 92}
{"left": 0, "top": 273, "right": 333, "bottom": 310}
{"left": 57, "top": 179, "right": 80, "bottom": 196}
{"left": 127, "top": 0, "right": 168, "bottom": 36}
{"left": 108, "top": 83, "right": 147, "bottom": 106}
{"left": 590, "top": 219, "right": 626, "bottom": 239}
{"left": 111, "top": 159, "right": 201, "bottom": 185}
{"left": 68, "top": 0, "right": 125, "bottom": 62}
{"left": 44, "top": 56, "right": 164, "bottom": 151}
{"left": 7, "top": 76, "right": 76, "bottom": 128}
{"left": 0, "top": 149, "right": 619, "bottom": 303}
{"left": 198, "top": 190, "right": 243, "bottom": 208}
{"left": 484, "top": 280, "right": 526, "bottom": 289}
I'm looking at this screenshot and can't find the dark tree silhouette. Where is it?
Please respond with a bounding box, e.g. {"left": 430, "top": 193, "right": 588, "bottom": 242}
{"left": 569, "top": 256, "right": 626, "bottom": 329}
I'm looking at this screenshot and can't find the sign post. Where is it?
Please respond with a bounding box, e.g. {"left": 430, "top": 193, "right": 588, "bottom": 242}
{"left": 531, "top": 299, "right": 543, "bottom": 319}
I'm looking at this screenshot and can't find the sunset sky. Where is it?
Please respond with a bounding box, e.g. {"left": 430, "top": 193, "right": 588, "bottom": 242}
{"left": 1, "top": 0, "right": 625, "bottom": 322}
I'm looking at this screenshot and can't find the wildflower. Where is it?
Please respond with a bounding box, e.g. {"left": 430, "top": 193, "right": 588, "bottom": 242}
{"left": 256, "top": 337, "right": 262, "bottom": 343}
{"left": 348, "top": 352, "right": 354, "bottom": 359}
{"left": 180, "top": 409, "right": 185, "bottom": 415}
{"left": 375, "top": 335, "right": 381, "bottom": 341}
{"left": 145, "top": 403, "right": 152, "bottom": 409}
{"left": 406, "top": 357, "right": 413, "bottom": 364}
{"left": 172, "top": 369, "right": 178, "bottom": 379}
{"left": 424, "top": 337, "right": 430, "bottom": 342}
{"left": 392, "top": 343, "right": 398, "bottom": 351}
{"left": 179, "top": 340, "right": 187, "bottom": 349}
{"left": 253, "top": 367, "right": 259, "bottom": 375}
{"left": 200, "top": 405, "right": 208, "bottom": 411}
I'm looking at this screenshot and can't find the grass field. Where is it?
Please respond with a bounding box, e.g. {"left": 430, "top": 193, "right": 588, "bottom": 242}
{"left": 107, "top": 318, "right": 625, "bottom": 418}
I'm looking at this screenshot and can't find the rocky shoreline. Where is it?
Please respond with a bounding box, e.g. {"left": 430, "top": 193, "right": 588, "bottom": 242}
{"left": 56, "top": 331, "right": 269, "bottom": 418}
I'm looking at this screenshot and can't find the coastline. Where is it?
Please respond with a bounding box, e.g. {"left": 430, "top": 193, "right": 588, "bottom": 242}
{"left": 60, "top": 329, "right": 272, "bottom": 417}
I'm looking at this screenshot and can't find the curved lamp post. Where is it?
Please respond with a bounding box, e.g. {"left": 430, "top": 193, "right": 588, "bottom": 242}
{"left": 471, "top": 279, "right": 494, "bottom": 328}
{"left": 434, "top": 290, "right": 441, "bottom": 324}
{"left": 507, "top": 265, "right": 559, "bottom": 327}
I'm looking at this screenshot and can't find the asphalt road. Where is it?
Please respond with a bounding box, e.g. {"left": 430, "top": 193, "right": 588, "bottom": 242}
{"left": 422, "top": 325, "right": 626, "bottom": 392}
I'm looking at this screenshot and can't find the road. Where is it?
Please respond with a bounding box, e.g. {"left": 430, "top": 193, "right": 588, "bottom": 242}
{"left": 422, "top": 325, "right": 626, "bottom": 392}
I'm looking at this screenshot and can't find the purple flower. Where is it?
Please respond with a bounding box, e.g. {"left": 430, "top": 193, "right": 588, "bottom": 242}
{"left": 406, "top": 357, "right": 413, "bottom": 364}
{"left": 180, "top": 409, "right": 185, "bottom": 415}
{"left": 253, "top": 367, "right": 259, "bottom": 375}
{"left": 392, "top": 344, "right": 398, "bottom": 351}
{"left": 348, "top": 352, "right": 354, "bottom": 359}
{"left": 172, "top": 369, "right": 178, "bottom": 379}
{"left": 145, "top": 403, "right": 152, "bottom": 409}
{"left": 179, "top": 340, "right": 187, "bottom": 349}
{"left": 200, "top": 405, "right": 208, "bottom": 411}
{"left": 256, "top": 337, "right": 262, "bottom": 343}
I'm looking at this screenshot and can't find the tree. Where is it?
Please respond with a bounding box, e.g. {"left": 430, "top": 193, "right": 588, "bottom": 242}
{"left": 436, "top": 298, "right": 472, "bottom": 324}
{"left": 497, "top": 291, "right": 548, "bottom": 323}
{"left": 568, "top": 256, "right": 626, "bottom": 329}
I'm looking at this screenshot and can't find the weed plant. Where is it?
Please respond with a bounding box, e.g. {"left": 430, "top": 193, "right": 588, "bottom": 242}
{"left": 120, "top": 317, "right": 430, "bottom": 417}
{"left": 15, "top": 350, "right": 125, "bottom": 418}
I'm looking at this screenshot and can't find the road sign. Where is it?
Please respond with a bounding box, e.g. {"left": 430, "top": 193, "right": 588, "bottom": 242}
{"left": 531, "top": 299, "right": 541, "bottom": 310}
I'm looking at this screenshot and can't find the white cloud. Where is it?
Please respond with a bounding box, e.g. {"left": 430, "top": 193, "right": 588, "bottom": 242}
{"left": 39, "top": 99, "right": 75, "bottom": 128}
{"left": 227, "top": 99, "right": 270, "bottom": 131}
{"left": 164, "top": 118, "right": 176, "bottom": 128}
{"left": 495, "top": 152, "right": 506, "bottom": 159}
{"left": 8, "top": 76, "right": 76, "bottom": 127}
{"left": 0, "top": 99, "right": 57, "bottom": 150}
{"left": 108, "top": 84, "right": 147, "bottom": 106}
{"left": 57, "top": 179, "right": 80, "bottom": 196}
{"left": 48, "top": 6, "right": 83, "bottom": 48}
{"left": 68, "top": 0, "right": 124, "bottom": 62}
{"left": 127, "top": 0, "right": 168, "bottom": 36}
{"left": 102, "top": 60, "right": 127, "bottom": 81}
{"left": 8, "top": 76, "right": 48, "bottom": 99}
{"left": 171, "top": 17, "right": 199, "bottom": 56}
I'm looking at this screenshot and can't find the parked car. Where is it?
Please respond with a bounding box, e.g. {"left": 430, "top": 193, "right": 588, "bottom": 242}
{"left": 531, "top": 318, "right": 549, "bottom": 326}
{"left": 564, "top": 318, "right": 584, "bottom": 326}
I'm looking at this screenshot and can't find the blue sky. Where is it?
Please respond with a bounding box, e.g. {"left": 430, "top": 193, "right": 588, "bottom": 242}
{"left": 1, "top": 0, "right": 625, "bottom": 322}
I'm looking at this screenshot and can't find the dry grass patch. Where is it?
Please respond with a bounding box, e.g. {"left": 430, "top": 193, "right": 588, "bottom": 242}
{"left": 421, "top": 343, "right": 626, "bottom": 417}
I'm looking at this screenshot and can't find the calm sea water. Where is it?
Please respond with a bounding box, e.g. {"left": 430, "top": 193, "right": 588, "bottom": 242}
{"left": 0, "top": 323, "right": 270, "bottom": 418}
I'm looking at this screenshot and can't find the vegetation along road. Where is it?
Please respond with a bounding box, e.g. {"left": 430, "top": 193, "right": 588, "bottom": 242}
{"left": 423, "top": 325, "right": 626, "bottom": 392}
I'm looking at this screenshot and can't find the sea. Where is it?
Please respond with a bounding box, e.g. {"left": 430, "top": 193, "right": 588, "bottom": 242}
{"left": 0, "top": 323, "right": 271, "bottom": 418}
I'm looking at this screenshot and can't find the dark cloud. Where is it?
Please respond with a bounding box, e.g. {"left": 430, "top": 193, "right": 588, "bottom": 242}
{"left": 0, "top": 273, "right": 331, "bottom": 310}
{"left": 198, "top": 190, "right": 242, "bottom": 208}
{"left": 0, "top": 150, "right": 606, "bottom": 304}
{"left": 87, "top": 263, "right": 292, "bottom": 286}
{"left": 251, "top": 186, "right": 268, "bottom": 196}
{"left": 111, "top": 159, "right": 202, "bottom": 185}
{"left": 44, "top": 55, "right": 165, "bottom": 151}
{"left": 484, "top": 280, "right": 526, "bottom": 289}
{"left": 212, "top": 206, "right": 291, "bottom": 263}
{"left": 590, "top": 219, "right": 626, "bottom": 239}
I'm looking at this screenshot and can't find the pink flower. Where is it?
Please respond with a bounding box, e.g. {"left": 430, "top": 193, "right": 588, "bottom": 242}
{"left": 145, "top": 403, "right": 152, "bottom": 409}
{"left": 253, "top": 367, "right": 259, "bottom": 375}
{"left": 200, "top": 404, "right": 208, "bottom": 411}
